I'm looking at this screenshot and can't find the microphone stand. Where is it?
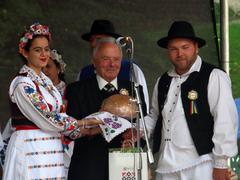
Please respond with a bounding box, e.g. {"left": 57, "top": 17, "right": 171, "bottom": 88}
{"left": 123, "top": 37, "right": 154, "bottom": 180}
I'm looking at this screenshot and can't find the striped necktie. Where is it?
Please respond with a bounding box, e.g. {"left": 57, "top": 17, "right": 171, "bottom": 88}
{"left": 103, "top": 83, "right": 115, "bottom": 92}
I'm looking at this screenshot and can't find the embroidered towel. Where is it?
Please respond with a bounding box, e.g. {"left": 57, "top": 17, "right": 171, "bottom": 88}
{"left": 86, "top": 111, "right": 132, "bottom": 142}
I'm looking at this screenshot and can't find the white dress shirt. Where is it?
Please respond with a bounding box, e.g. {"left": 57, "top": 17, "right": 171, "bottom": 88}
{"left": 145, "top": 56, "right": 238, "bottom": 173}
{"left": 96, "top": 75, "right": 118, "bottom": 90}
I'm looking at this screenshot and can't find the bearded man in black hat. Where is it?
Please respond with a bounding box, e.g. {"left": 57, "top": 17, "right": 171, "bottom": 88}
{"left": 144, "top": 21, "right": 238, "bottom": 180}
{"left": 76, "top": 19, "right": 150, "bottom": 113}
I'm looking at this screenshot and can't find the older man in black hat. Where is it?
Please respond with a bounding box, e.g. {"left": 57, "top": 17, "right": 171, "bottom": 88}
{"left": 76, "top": 19, "right": 150, "bottom": 112}
{"left": 144, "top": 21, "right": 238, "bottom": 180}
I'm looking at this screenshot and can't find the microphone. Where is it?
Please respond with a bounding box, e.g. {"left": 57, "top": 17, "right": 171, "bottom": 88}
{"left": 116, "top": 36, "right": 134, "bottom": 59}
{"left": 116, "top": 36, "right": 131, "bottom": 47}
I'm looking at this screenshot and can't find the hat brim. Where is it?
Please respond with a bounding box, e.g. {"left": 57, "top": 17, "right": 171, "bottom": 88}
{"left": 81, "top": 32, "right": 122, "bottom": 41}
{"left": 157, "top": 36, "right": 206, "bottom": 48}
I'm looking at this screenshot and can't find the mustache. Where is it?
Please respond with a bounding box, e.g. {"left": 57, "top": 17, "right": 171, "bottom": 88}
{"left": 176, "top": 57, "right": 185, "bottom": 61}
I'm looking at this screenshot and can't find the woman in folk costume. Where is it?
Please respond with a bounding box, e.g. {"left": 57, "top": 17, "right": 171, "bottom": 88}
{"left": 3, "top": 22, "right": 101, "bottom": 180}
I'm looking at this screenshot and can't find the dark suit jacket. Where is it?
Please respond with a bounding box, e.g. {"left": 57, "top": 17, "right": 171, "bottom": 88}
{"left": 66, "top": 76, "right": 146, "bottom": 180}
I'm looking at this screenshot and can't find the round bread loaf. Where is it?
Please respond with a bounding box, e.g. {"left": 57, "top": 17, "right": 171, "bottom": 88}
{"left": 101, "top": 94, "right": 138, "bottom": 119}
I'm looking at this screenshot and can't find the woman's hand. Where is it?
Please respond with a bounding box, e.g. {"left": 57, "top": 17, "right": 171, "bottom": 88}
{"left": 77, "top": 118, "right": 103, "bottom": 136}
{"left": 78, "top": 118, "right": 103, "bottom": 127}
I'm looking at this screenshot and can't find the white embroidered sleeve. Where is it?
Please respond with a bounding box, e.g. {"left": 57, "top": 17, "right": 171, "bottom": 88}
{"left": 10, "top": 81, "right": 80, "bottom": 138}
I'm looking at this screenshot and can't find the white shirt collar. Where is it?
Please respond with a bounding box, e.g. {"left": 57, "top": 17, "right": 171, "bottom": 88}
{"left": 168, "top": 55, "right": 202, "bottom": 78}
{"left": 96, "top": 75, "right": 118, "bottom": 90}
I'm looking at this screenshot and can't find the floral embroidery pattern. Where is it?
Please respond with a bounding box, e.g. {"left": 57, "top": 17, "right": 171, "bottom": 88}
{"left": 87, "top": 112, "right": 132, "bottom": 142}
{"left": 23, "top": 85, "right": 78, "bottom": 135}
{"left": 102, "top": 115, "right": 122, "bottom": 136}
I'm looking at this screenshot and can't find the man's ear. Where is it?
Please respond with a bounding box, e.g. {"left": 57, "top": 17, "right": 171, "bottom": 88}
{"left": 196, "top": 46, "right": 199, "bottom": 54}
{"left": 91, "top": 58, "right": 96, "bottom": 67}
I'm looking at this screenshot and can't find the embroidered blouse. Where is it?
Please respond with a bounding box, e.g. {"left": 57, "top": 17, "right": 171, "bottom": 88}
{"left": 9, "top": 65, "right": 81, "bottom": 139}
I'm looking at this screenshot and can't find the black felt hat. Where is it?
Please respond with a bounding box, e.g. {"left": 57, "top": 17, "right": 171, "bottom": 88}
{"left": 81, "top": 19, "right": 122, "bottom": 41}
{"left": 157, "top": 21, "right": 206, "bottom": 48}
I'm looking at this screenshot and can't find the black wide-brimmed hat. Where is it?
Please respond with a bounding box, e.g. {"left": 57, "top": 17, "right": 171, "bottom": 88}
{"left": 81, "top": 19, "right": 122, "bottom": 41}
{"left": 157, "top": 21, "right": 206, "bottom": 48}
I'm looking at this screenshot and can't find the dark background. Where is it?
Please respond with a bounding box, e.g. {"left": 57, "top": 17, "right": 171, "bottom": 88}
{"left": 0, "top": 0, "right": 219, "bottom": 129}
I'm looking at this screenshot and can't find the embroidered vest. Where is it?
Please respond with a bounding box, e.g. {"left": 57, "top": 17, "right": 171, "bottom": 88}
{"left": 153, "top": 61, "right": 218, "bottom": 155}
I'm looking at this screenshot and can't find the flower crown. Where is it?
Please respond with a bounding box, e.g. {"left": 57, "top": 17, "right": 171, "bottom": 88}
{"left": 19, "top": 22, "right": 51, "bottom": 55}
{"left": 50, "top": 49, "right": 66, "bottom": 73}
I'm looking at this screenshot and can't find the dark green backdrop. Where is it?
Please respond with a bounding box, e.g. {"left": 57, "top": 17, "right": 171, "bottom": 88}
{"left": 0, "top": 0, "right": 219, "bottom": 129}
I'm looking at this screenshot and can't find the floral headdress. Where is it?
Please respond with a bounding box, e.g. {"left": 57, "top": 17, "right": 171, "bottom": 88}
{"left": 50, "top": 49, "right": 66, "bottom": 73}
{"left": 19, "top": 22, "right": 51, "bottom": 55}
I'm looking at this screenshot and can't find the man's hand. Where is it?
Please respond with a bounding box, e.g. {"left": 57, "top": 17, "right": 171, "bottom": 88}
{"left": 88, "top": 126, "right": 102, "bottom": 136}
{"left": 213, "top": 168, "right": 230, "bottom": 180}
{"left": 122, "top": 129, "right": 137, "bottom": 141}
{"left": 122, "top": 128, "right": 146, "bottom": 148}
